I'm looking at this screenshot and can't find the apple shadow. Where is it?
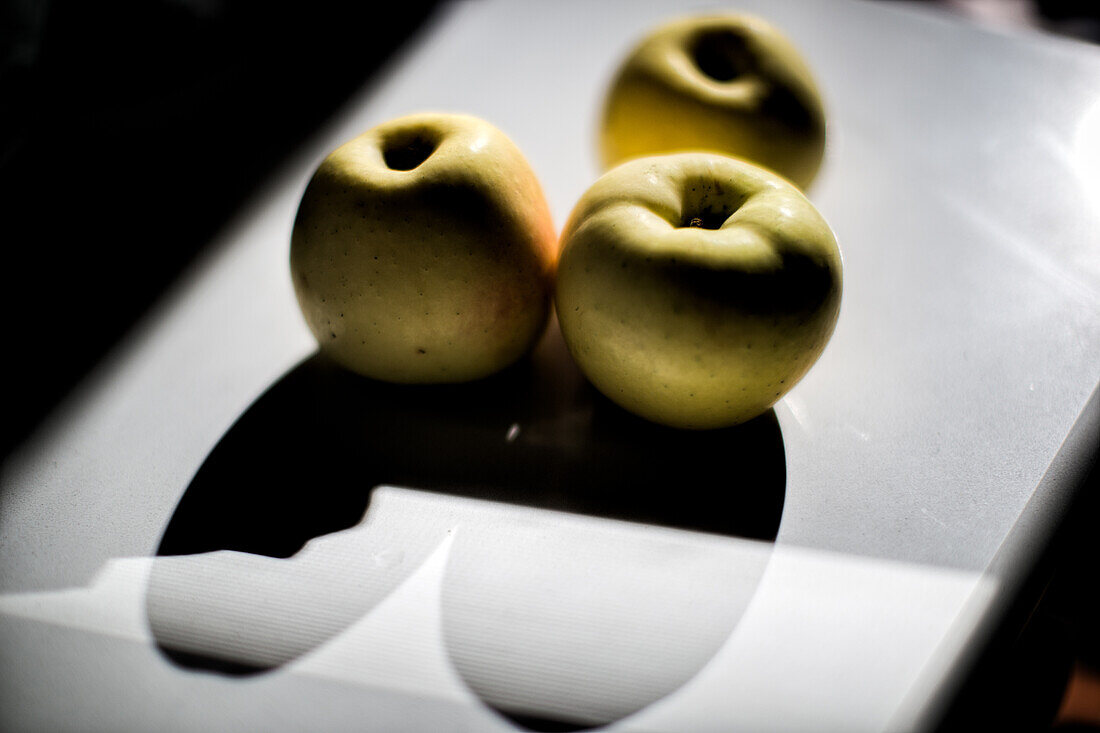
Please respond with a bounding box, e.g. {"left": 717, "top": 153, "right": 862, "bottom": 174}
{"left": 149, "top": 322, "right": 787, "bottom": 729}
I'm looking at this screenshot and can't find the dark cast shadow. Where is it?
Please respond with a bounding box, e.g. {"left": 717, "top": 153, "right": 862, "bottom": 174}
{"left": 150, "top": 322, "right": 788, "bottom": 728}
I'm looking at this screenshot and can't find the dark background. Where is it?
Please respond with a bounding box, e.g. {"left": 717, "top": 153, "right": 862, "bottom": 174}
{"left": 1, "top": 0, "right": 1097, "bottom": 729}
{"left": 0, "top": 0, "right": 441, "bottom": 457}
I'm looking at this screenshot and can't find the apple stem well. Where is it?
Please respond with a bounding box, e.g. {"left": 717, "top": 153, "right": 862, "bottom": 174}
{"left": 679, "top": 203, "right": 736, "bottom": 230}
{"left": 382, "top": 131, "right": 439, "bottom": 171}
{"left": 690, "top": 29, "right": 753, "bottom": 83}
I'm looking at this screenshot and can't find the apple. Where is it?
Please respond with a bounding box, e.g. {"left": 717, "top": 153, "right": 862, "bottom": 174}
{"left": 555, "top": 152, "right": 842, "bottom": 429}
{"left": 599, "top": 13, "right": 827, "bottom": 189}
{"left": 290, "top": 112, "right": 557, "bottom": 383}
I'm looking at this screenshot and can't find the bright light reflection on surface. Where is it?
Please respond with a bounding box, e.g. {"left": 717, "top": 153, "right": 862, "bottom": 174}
{"left": 1072, "top": 96, "right": 1100, "bottom": 213}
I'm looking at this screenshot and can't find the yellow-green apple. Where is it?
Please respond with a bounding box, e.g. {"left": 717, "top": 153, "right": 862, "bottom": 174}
{"left": 599, "top": 13, "right": 826, "bottom": 189}
{"left": 290, "top": 112, "right": 557, "bottom": 383}
{"left": 555, "top": 152, "right": 841, "bottom": 429}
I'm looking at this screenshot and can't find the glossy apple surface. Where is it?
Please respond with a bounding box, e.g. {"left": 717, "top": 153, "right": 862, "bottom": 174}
{"left": 600, "top": 13, "right": 826, "bottom": 189}
{"left": 555, "top": 153, "right": 842, "bottom": 429}
{"left": 290, "top": 112, "right": 557, "bottom": 383}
